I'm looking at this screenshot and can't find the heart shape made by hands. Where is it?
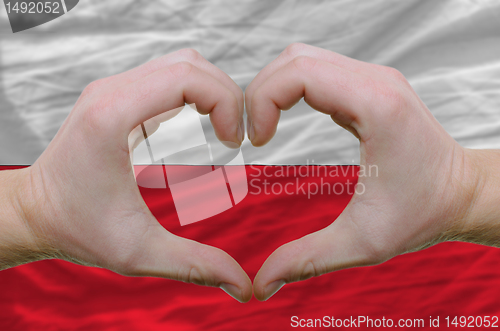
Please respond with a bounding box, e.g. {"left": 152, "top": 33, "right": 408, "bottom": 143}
{"left": 22, "top": 44, "right": 477, "bottom": 303}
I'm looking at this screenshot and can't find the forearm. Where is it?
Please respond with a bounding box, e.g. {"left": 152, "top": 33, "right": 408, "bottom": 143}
{"left": 0, "top": 168, "right": 44, "bottom": 269}
{"left": 454, "top": 148, "right": 500, "bottom": 247}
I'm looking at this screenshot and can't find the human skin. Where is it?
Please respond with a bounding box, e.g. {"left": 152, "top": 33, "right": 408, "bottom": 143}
{"left": 1, "top": 44, "right": 499, "bottom": 303}
{"left": 245, "top": 43, "right": 500, "bottom": 301}
{"left": 0, "top": 49, "right": 252, "bottom": 303}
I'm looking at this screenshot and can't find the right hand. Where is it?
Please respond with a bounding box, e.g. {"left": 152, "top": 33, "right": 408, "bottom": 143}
{"left": 6, "top": 49, "right": 252, "bottom": 302}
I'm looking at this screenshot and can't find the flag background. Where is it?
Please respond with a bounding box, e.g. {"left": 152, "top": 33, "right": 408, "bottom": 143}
{"left": 1, "top": 1, "right": 500, "bottom": 330}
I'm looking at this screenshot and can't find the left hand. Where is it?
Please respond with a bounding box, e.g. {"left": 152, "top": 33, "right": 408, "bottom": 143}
{"left": 245, "top": 43, "right": 481, "bottom": 301}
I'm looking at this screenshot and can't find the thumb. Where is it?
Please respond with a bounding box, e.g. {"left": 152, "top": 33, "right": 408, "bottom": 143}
{"left": 119, "top": 224, "right": 252, "bottom": 303}
{"left": 253, "top": 215, "right": 375, "bottom": 301}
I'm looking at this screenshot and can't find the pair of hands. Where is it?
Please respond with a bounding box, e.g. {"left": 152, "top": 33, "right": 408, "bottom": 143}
{"left": 10, "top": 43, "right": 486, "bottom": 303}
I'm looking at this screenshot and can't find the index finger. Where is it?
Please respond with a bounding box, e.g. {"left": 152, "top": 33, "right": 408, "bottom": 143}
{"left": 245, "top": 43, "right": 376, "bottom": 112}
{"left": 247, "top": 55, "right": 376, "bottom": 146}
{"left": 81, "top": 61, "right": 243, "bottom": 149}
{"left": 113, "top": 49, "right": 244, "bottom": 115}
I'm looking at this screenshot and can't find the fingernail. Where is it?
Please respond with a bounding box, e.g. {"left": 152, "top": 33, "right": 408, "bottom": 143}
{"left": 237, "top": 118, "right": 245, "bottom": 144}
{"left": 263, "top": 280, "right": 285, "bottom": 301}
{"left": 220, "top": 283, "right": 244, "bottom": 303}
{"left": 247, "top": 117, "right": 255, "bottom": 142}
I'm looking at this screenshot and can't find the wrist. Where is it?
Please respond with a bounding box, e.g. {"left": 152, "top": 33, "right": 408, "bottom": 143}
{"left": 0, "top": 167, "right": 47, "bottom": 269}
{"left": 449, "top": 148, "right": 500, "bottom": 246}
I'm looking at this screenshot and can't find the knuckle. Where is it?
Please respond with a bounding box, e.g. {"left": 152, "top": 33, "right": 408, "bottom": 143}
{"left": 284, "top": 42, "right": 308, "bottom": 57}
{"left": 81, "top": 78, "right": 107, "bottom": 99}
{"left": 168, "top": 61, "right": 194, "bottom": 80}
{"left": 292, "top": 55, "right": 317, "bottom": 72}
{"left": 380, "top": 85, "right": 404, "bottom": 108}
{"left": 176, "top": 48, "right": 201, "bottom": 62}
{"left": 175, "top": 264, "right": 208, "bottom": 285}
{"left": 376, "top": 65, "right": 412, "bottom": 89}
{"left": 383, "top": 66, "right": 406, "bottom": 82}
{"left": 82, "top": 91, "right": 119, "bottom": 132}
{"left": 186, "top": 266, "right": 205, "bottom": 285}
{"left": 370, "top": 82, "right": 407, "bottom": 119}
{"left": 299, "top": 260, "right": 321, "bottom": 281}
